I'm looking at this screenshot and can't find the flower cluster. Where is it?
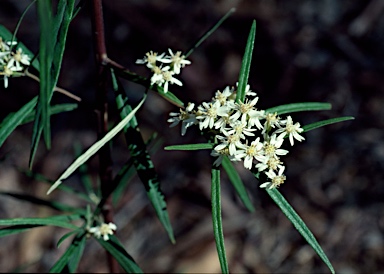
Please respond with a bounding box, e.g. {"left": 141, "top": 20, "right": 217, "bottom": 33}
{"left": 167, "top": 84, "right": 305, "bottom": 189}
{"left": 136, "top": 49, "right": 191, "bottom": 93}
{"left": 88, "top": 222, "right": 117, "bottom": 241}
{"left": 0, "top": 37, "right": 31, "bottom": 88}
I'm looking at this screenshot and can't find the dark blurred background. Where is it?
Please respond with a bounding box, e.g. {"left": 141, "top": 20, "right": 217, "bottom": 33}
{"left": 0, "top": 0, "right": 383, "bottom": 273}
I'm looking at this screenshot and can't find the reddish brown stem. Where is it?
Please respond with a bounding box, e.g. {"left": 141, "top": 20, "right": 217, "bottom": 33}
{"left": 91, "top": 0, "right": 119, "bottom": 272}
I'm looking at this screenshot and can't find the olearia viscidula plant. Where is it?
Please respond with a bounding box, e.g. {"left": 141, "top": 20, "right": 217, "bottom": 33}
{"left": 0, "top": 1, "right": 354, "bottom": 273}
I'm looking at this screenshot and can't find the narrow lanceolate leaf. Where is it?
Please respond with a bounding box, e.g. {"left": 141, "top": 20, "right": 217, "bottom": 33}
{"left": 97, "top": 235, "right": 143, "bottom": 273}
{"left": 30, "top": 0, "right": 76, "bottom": 168}
{"left": 211, "top": 167, "right": 229, "bottom": 274}
{"left": 0, "top": 214, "right": 81, "bottom": 230}
{"left": 0, "top": 192, "right": 85, "bottom": 214}
{"left": 303, "top": 116, "right": 355, "bottom": 133}
{"left": 266, "top": 188, "right": 335, "bottom": 274}
{"left": 265, "top": 102, "right": 332, "bottom": 115}
{"left": 49, "top": 232, "right": 86, "bottom": 273}
{"left": 0, "top": 97, "right": 37, "bottom": 148}
{"left": 0, "top": 224, "right": 42, "bottom": 237}
{"left": 236, "top": 20, "right": 256, "bottom": 103}
{"left": 111, "top": 70, "right": 175, "bottom": 243}
{"left": 164, "top": 143, "right": 214, "bottom": 151}
{"left": 32, "top": 0, "right": 54, "bottom": 163}
{"left": 222, "top": 157, "right": 255, "bottom": 212}
{"left": 184, "top": 7, "right": 236, "bottom": 58}
{"left": 47, "top": 96, "right": 146, "bottom": 194}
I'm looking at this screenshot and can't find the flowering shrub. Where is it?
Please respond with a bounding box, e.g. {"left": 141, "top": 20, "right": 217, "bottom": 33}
{"left": 0, "top": 2, "right": 353, "bottom": 273}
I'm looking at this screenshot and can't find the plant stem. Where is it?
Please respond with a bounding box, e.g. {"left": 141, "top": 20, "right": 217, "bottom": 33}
{"left": 91, "top": 0, "right": 119, "bottom": 272}
{"left": 25, "top": 70, "right": 82, "bottom": 102}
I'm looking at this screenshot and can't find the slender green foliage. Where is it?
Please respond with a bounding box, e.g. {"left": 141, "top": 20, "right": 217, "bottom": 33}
{"left": 211, "top": 167, "right": 229, "bottom": 274}
{"left": 236, "top": 20, "right": 256, "bottom": 103}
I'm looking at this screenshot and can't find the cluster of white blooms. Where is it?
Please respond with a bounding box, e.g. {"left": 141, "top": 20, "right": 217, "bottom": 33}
{"left": 0, "top": 37, "right": 31, "bottom": 88}
{"left": 88, "top": 222, "right": 117, "bottom": 241}
{"left": 168, "top": 84, "right": 305, "bottom": 189}
{"left": 136, "top": 49, "right": 191, "bottom": 93}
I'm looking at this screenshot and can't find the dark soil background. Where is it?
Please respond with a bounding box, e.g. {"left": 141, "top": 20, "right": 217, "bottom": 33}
{"left": 0, "top": 0, "right": 383, "bottom": 273}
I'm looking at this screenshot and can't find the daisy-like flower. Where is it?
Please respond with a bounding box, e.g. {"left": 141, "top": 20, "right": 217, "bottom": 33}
{"left": 263, "top": 134, "right": 289, "bottom": 159}
{"left": 237, "top": 137, "right": 266, "bottom": 169}
{"left": 262, "top": 112, "right": 281, "bottom": 134}
{"left": 1, "top": 63, "right": 19, "bottom": 88}
{"left": 214, "top": 86, "right": 235, "bottom": 106}
{"left": 150, "top": 65, "right": 166, "bottom": 86}
{"left": 8, "top": 48, "right": 30, "bottom": 71}
{"left": 248, "top": 108, "right": 265, "bottom": 130}
{"left": 162, "top": 69, "right": 182, "bottom": 93}
{"left": 275, "top": 115, "right": 305, "bottom": 146}
{"left": 88, "top": 222, "right": 117, "bottom": 241}
{"left": 196, "top": 100, "right": 229, "bottom": 130}
{"left": 223, "top": 120, "right": 256, "bottom": 140}
{"left": 168, "top": 102, "right": 197, "bottom": 136}
{"left": 260, "top": 166, "right": 286, "bottom": 189}
{"left": 136, "top": 51, "right": 167, "bottom": 69}
{"left": 230, "top": 96, "right": 259, "bottom": 125}
{"left": 256, "top": 155, "right": 284, "bottom": 173}
{"left": 215, "top": 132, "right": 243, "bottom": 156}
{"left": 163, "top": 49, "right": 191, "bottom": 74}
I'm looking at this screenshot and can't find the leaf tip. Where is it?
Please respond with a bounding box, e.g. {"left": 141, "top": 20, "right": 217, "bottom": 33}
{"left": 47, "top": 180, "right": 61, "bottom": 195}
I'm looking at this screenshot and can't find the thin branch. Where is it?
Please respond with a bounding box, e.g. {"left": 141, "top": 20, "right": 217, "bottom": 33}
{"left": 25, "top": 71, "right": 82, "bottom": 102}
{"left": 91, "top": 0, "right": 119, "bottom": 273}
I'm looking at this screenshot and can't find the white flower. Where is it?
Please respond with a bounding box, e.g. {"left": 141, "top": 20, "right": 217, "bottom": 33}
{"left": 262, "top": 112, "right": 281, "bottom": 134}
{"left": 168, "top": 103, "right": 197, "bottom": 136}
{"left": 275, "top": 116, "right": 305, "bottom": 146}
{"left": 247, "top": 108, "right": 265, "bottom": 130}
{"left": 196, "top": 100, "right": 229, "bottom": 130}
{"left": 260, "top": 166, "right": 286, "bottom": 189}
{"left": 136, "top": 51, "right": 167, "bottom": 69}
{"left": 263, "top": 134, "right": 288, "bottom": 159}
{"left": 162, "top": 69, "right": 182, "bottom": 93}
{"left": 237, "top": 137, "right": 266, "bottom": 169}
{"left": 256, "top": 156, "right": 284, "bottom": 173}
{"left": 8, "top": 48, "right": 30, "bottom": 71}
{"left": 163, "top": 49, "right": 191, "bottom": 74}
{"left": 214, "top": 86, "right": 235, "bottom": 106}
{"left": 223, "top": 120, "right": 256, "bottom": 140}
{"left": 88, "top": 222, "right": 117, "bottom": 241}
{"left": 230, "top": 96, "right": 259, "bottom": 124}
{"left": 1, "top": 63, "right": 19, "bottom": 88}
{"left": 215, "top": 132, "right": 243, "bottom": 156}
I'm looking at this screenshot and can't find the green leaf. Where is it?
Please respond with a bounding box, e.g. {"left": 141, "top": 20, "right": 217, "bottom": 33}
{"left": 236, "top": 20, "right": 256, "bottom": 103}
{"left": 49, "top": 232, "right": 86, "bottom": 273}
{"left": 97, "top": 235, "right": 143, "bottom": 273}
{"left": 47, "top": 95, "right": 146, "bottom": 194}
{"left": 211, "top": 167, "right": 229, "bottom": 274}
{"left": 0, "top": 192, "right": 85, "bottom": 214}
{"left": 56, "top": 230, "right": 79, "bottom": 248}
{"left": 184, "top": 7, "right": 236, "bottom": 58}
{"left": 0, "top": 97, "right": 37, "bottom": 148}
{"left": 30, "top": 0, "right": 76, "bottom": 168}
{"left": 221, "top": 157, "right": 255, "bottom": 212}
{"left": 303, "top": 116, "right": 355, "bottom": 133}
{"left": 111, "top": 69, "right": 175, "bottom": 243}
{"left": 0, "top": 214, "right": 81, "bottom": 230}
{"left": 0, "top": 224, "right": 43, "bottom": 237}
{"left": 266, "top": 188, "right": 335, "bottom": 274}
{"left": 164, "top": 143, "right": 214, "bottom": 151}
{"left": 266, "top": 102, "right": 332, "bottom": 115}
